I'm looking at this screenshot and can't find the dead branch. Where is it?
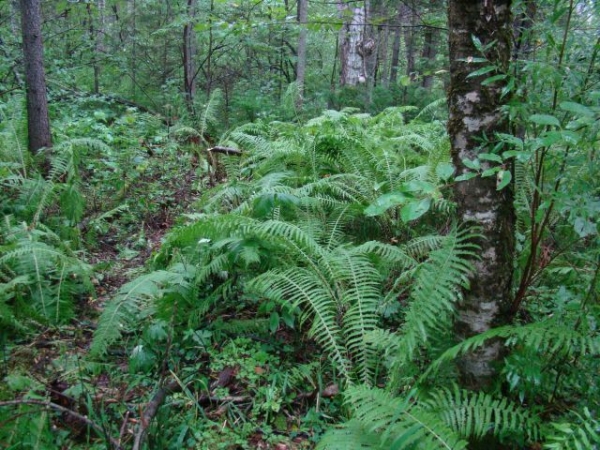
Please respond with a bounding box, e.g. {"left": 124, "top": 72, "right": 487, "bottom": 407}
{"left": 0, "top": 399, "right": 121, "bottom": 450}
{"left": 208, "top": 146, "right": 243, "bottom": 156}
{"left": 132, "top": 380, "right": 180, "bottom": 450}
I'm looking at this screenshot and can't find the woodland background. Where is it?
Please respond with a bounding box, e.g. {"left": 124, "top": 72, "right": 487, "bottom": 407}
{"left": 0, "top": 0, "right": 599, "bottom": 449}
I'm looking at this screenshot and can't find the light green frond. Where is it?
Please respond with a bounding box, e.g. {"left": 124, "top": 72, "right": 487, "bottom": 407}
{"left": 544, "top": 408, "right": 600, "bottom": 450}
{"left": 424, "top": 385, "right": 540, "bottom": 442}
{"left": 250, "top": 267, "right": 350, "bottom": 380}
{"left": 391, "top": 229, "right": 478, "bottom": 375}
{"left": 425, "top": 319, "right": 599, "bottom": 380}
{"left": 91, "top": 270, "right": 188, "bottom": 357}
{"left": 318, "top": 385, "right": 467, "bottom": 450}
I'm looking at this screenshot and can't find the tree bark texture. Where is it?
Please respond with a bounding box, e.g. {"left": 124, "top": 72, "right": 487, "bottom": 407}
{"left": 421, "top": 27, "right": 438, "bottom": 89}
{"left": 400, "top": 3, "right": 416, "bottom": 81}
{"left": 447, "top": 0, "right": 515, "bottom": 390}
{"left": 183, "top": 0, "right": 197, "bottom": 110}
{"left": 296, "top": 0, "right": 308, "bottom": 107}
{"left": 389, "top": 13, "right": 401, "bottom": 85}
{"left": 20, "top": 0, "right": 52, "bottom": 154}
{"left": 338, "top": 1, "right": 374, "bottom": 87}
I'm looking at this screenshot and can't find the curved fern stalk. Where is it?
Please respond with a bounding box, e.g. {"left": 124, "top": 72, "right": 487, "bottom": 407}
{"left": 91, "top": 270, "right": 190, "bottom": 357}
{"left": 317, "top": 385, "right": 467, "bottom": 450}
{"left": 423, "top": 385, "right": 540, "bottom": 443}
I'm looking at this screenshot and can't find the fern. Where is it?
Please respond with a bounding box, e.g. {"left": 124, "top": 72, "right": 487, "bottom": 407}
{"left": 423, "top": 385, "right": 540, "bottom": 443}
{"left": 544, "top": 408, "right": 600, "bottom": 450}
{"left": 0, "top": 221, "right": 93, "bottom": 326}
{"left": 91, "top": 270, "right": 189, "bottom": 356}
{"left": 386, "top": 228, "right": 478, "bottom": 382}
{"left": 318, "top": 385, "right": 467, "bottom": 450}
{"left": 424, "top": 318, "right": 600, "bottom": 380}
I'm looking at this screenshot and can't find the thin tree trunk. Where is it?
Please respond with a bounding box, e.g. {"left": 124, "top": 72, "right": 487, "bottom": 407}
{"left": 447, "top": 0, "right": 514, "bottom": 391}
{"left": 20, "top": 0, "right": 52, "bottom": 156}
{"left": 376, "top": 19, "right": 390, "bottom": 88}
{"left": 296, "top": 0, "right": 308, "bottom": 108}
{"left": 389, "top": 11, "right": 401, "bottom": 85}
{"left": 401, "top": 3, "right": 416, "bottom": 81}
{"left": 183, "top": 0, "right": 197, "bottom": 111}
{"left": 421, "top": 27, "right": 438, "bottom": 89}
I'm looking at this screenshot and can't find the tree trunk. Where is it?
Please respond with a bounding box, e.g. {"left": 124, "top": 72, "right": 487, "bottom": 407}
{"left": 401, "top": 3, "right": 416, "bottom": 81}
{"left": 421, "top": 27, "right": 438, "bottom": 90}
{"left": 295, "top": 0, "right": 308, "bottom": 108}
{"left": 389, "top": 12, "right": 401, "bottom": 85}
{"left": 447, "top": 0, "right": 514, "bottom": 391}
{"left": 183, "top": 0, "right": 197, "bottom": 112}
{"left": 338, "top": 1, "right": 374, "bottom": 87}
{"left": 20, "top": 0, "right": 52, "bottom": 155}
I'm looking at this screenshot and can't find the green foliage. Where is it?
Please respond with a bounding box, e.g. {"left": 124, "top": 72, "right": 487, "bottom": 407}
{"left": 318, "top": 385, "right": 467, "bottom": 450}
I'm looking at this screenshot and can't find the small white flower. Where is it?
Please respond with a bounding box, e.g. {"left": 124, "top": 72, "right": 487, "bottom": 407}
{"left": 198, "top": 238, "right": 211, "bottom": 244}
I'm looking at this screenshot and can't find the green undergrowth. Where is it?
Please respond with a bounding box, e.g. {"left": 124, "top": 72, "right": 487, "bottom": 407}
{"left": 1, "top": 92, "right": 599, "bottom": 449}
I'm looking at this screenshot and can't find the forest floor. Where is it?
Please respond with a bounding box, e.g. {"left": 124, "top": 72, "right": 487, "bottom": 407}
{"left": 7, "top": 157, "right": 317, "bottom": 449}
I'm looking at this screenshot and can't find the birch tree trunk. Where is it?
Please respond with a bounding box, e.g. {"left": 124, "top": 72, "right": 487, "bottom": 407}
{"left": 20, "top": 0, "right": 52, "bottom": 155}
{"left": 338, "top": 1, "right": 375, "bottom": 87}
{"left": 447, "top": 0, "right": 515, "bottom": 391}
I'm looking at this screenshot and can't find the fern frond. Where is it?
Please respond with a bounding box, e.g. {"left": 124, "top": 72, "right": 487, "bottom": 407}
{"left": 317, "top": 385, "right": 467, "bottom": 450}
{"left": 197, "top": 88, "right": 223, "bottom": 136}
{"left": 250, "top": 267, "right": 351, "bottom": 380}
{"left": 544, "top": 408, "right": 600, "bottom": 450}
{"left": 390, "top": 228, "right": 478, "bottom": 379}
{"left": 424, "top": 319, "right": 600, "bottom": 380}
{"left": 91, "top": 270, "right": 188, "bottom": 356}
{"left": 423, "top": 385, "right": 540, "bottom": 442}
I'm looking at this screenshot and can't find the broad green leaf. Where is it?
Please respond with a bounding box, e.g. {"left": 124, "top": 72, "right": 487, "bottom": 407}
{"left": 482, "top": 167, "right": 501, "bottom": 177}
{"left": 559, "top": 101, "right": 594, "bottom": 117}
{"left": 462, "top": 158, "right": 480, "bottom": 170}
{"left": 401, "top": 180, "right": 436, "bottom": 194}
{"left": 400, "top": 198, "right": 431, "bottom": 222}
{"left": 269, "top": 312, "right": 280, "bottom": 333}
{"left": 471, "top": 35, "right": 484, "bottom": 52}
{"left": 455, "top": 172, "right": 478, "bottom": 182}
{"left": 481, "top": 74, "right": 507, "bottom": 85}
{"left": 478, "top": 153, "right": 503, "bottom": 163}
{"left": 364, "top": 193, "right": 408, "bottom": 216}
{"left": 529, "top": 114, "right": 560, "bottom": 127}
{"left": 496, "top": 170, "right": 512, "bottom": 190}
{"left": 436, "top": 163, "right": 455, "bottom": 181}
{"left": 466, "top": 65, "right": 497, "bottom": 78}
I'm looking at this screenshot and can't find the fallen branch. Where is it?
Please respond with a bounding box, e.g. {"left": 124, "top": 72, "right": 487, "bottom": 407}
{"left": 132, "top": 380, "right": 180, "bottom": 450}
{"left": 0, "top": 399, "right": 121, "bottom": 450}
{"left": 208, "top": 146, "right": 243, "bottom": 156}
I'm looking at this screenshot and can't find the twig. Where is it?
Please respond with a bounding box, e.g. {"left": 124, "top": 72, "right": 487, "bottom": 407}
{"left": 118, "top": 410, "right": 130, "bottom": 447}
{"left": 132, "top": 380, "right": 180, "bottom": 450}
{"left": 0, "top": 399, "right": 121, "bottom": 450}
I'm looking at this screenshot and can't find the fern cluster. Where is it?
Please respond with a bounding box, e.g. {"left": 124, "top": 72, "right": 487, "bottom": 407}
{"left": 89, "top": 103, "right": 599, "bottom": 449}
